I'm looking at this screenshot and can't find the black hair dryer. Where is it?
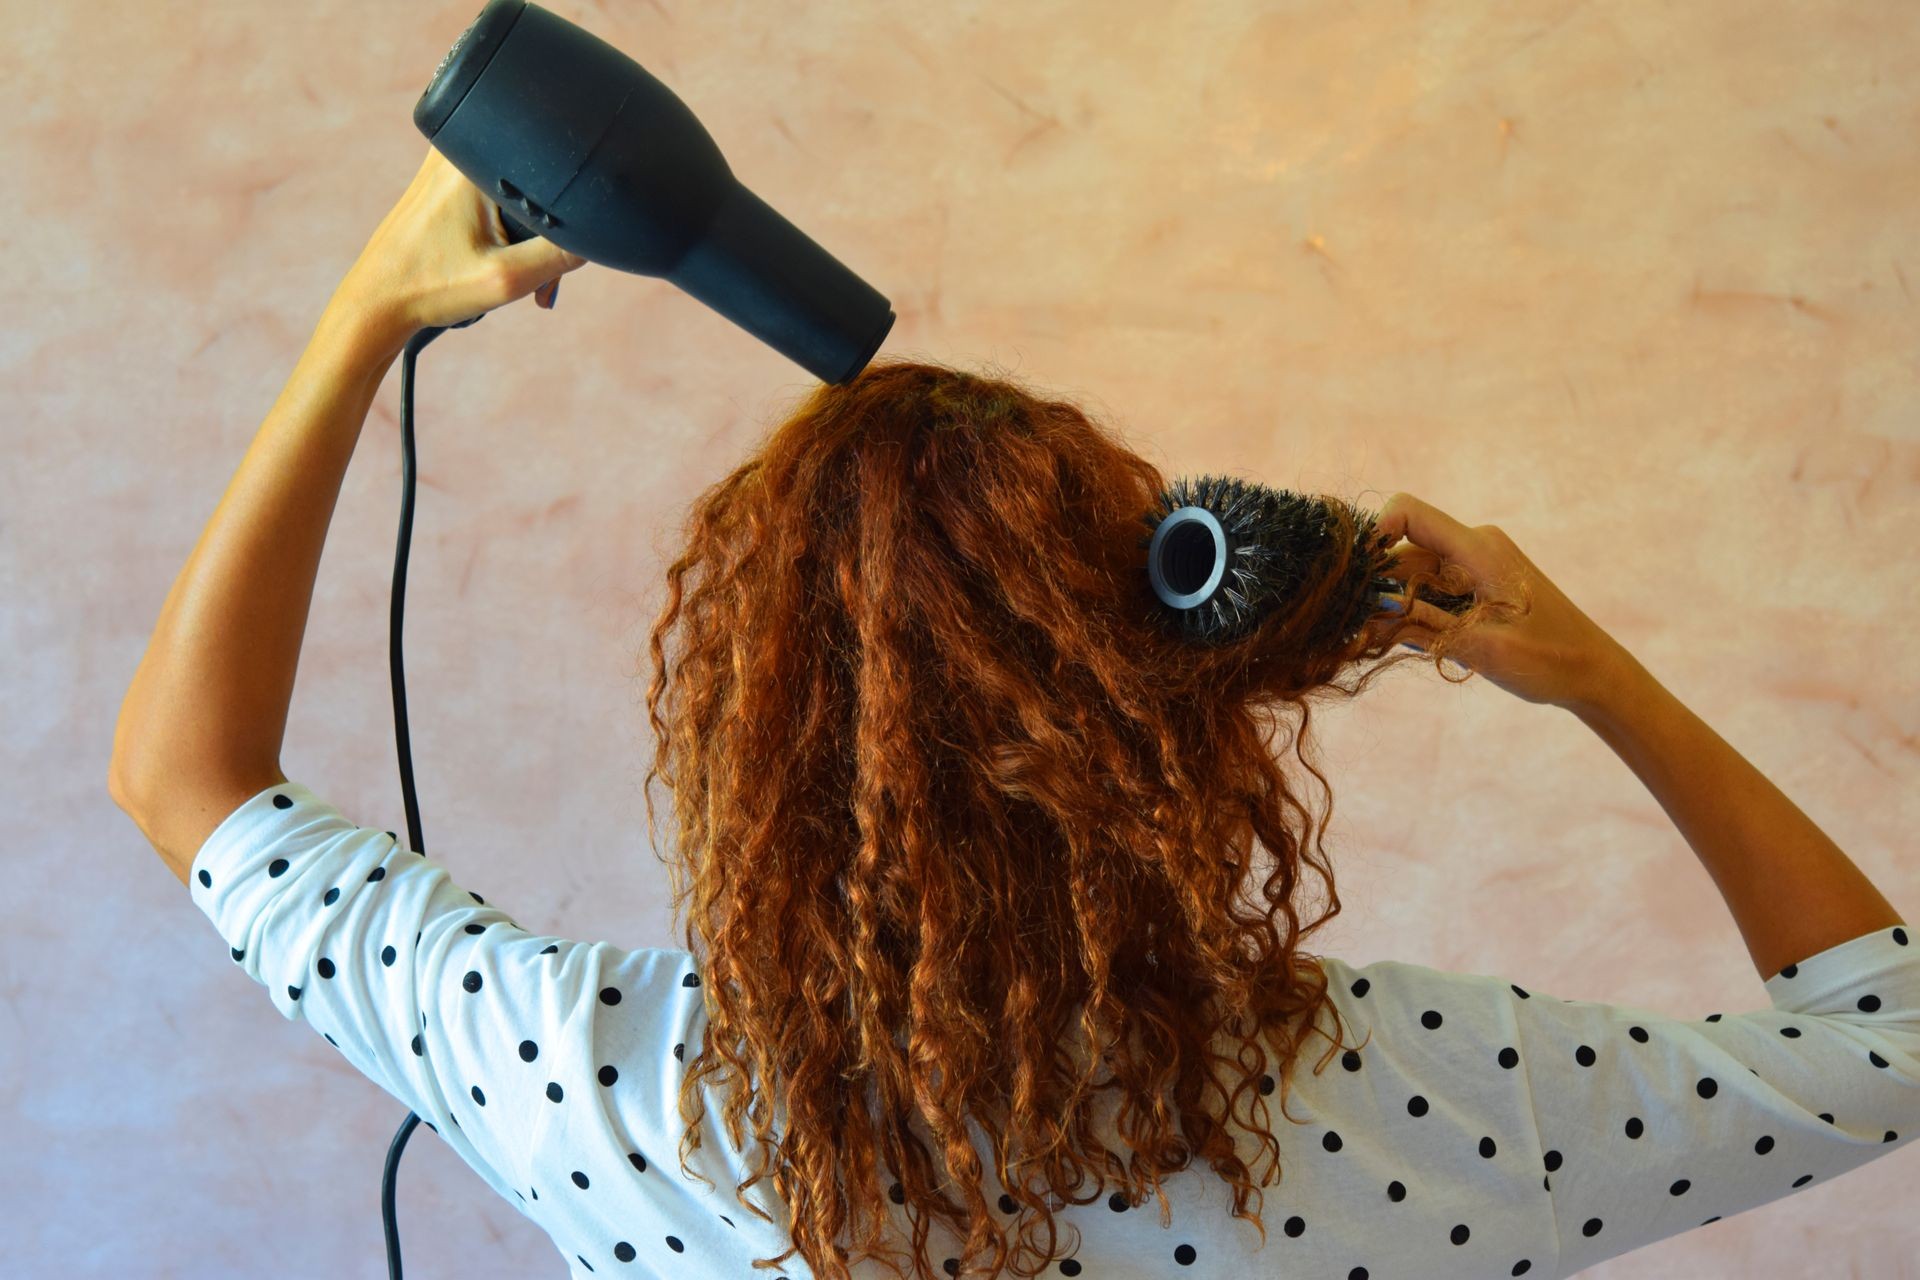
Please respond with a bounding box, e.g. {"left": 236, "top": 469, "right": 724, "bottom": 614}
{"left": 413, "top": 0, "right": 896, "bottom": 384}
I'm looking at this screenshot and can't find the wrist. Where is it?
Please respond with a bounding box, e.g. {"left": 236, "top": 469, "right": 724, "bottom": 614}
{"left": 1563, "top": 639, "right": 1651, "bottom": 723}
{"left": 319, "top": 284, "right": 411, "bottom": 372}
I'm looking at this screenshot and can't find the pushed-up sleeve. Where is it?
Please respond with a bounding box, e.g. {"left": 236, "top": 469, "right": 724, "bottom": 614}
{"left": 187, "top": 778, "right": 695, "bottom": 1207}
{"left": 1504, "top": 924, "right": 1919, "bottom": 1274}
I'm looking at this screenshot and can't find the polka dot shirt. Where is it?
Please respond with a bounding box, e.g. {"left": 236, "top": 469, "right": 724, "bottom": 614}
{"left": 189, "top": 781, "right": 1919, "bottom": 1279}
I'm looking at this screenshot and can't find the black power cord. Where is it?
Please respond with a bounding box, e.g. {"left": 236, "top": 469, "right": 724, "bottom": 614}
{"left": 379, "top": 319, "right": 463, "bottom": 1279}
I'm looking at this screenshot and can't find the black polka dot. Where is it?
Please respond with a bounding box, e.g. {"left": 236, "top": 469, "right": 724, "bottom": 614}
{"left": 1108, "top": 1192, "right": 1130, "bottom": 1212}
{"left": 471, "top": 1085, "right": 485, "bottom": 1106}
{"left": 1628, "top": 1025, "right": 1649, "bottom": 1043}
{"left": 1670, "top": 1179, "right": 1690, "bottom": 1196}
{"left": 1575, "top": 1045, "right": 1596, "bottom": 1067}
{"left": 465, "top": 923, "right": 486, "bottom": 935}
{"left": 1420, "top": 1010, "right": 1443, "bottom": 1029}
{"left": 547, "top": 1082, "right": 564, "bottom": 1102}
{"left": 682, "top": 972, "right": 701, "bottom": 987}
{"left": 1755, "top": 1135, "right": 1774, "bottom": 1155}
{"left": 1478, "top": 1136, "right": 1497, "bottom": 1158}
{"left": 1543, "top": 1150, "right": 1562, "bottom": 1172}
{"left": 1450, "top": 1224, "right": 1470, "bottom": 1245}
{"left": 1582, "top": 1218, "right": 1604, "bottom": 1237}
{"left": 1173, "top": 1243, "right": 1196, "bottom": 1265}
{"left": 1511, "top": 1261, "right": 1532, "bottom": 1276}
{"left": 1387, "top": 1181, "right": 1405, "bottom": 1203}
{"left": 1497, "top": 1046, "right": 1518, "bottom": 1069}
{"left": 381, "top": 945, "right": 397, "bottom": 967}
{"left": 1407, "top": 1095, "right": 1429, "bottom": 1117}
{"left": 368, "top": 866, "right": 386, "bottom": 883}
{"left": 317, "top": 958, "right": 335, "bottom": 980}
{"left": 1322, "top": 1130, "right": 1342, "bottom": 1153}
{"left": 1283, "top": 1215, "right": 1304, "bottom": 1237}
{"left": 1859, "top": 993, "right": 1882, "bottom": 1013}
{"left": 410, "top": 1033, "right": 423, "bottom": 1056}
{"left": 665, "top": 1236, "right": 683, "bottom": 1253}
{"left": 1060, "top": 1261, "right": 1082, "bottom": 1276}
{"left": 1351, "top": 978, "right": 1371, "bottom": 997}
{"left": 600, "top": 987, "right": 622, "bottom": 1005}
{"left": 599, "top": 1065, "right": 619, "bottom": 1086}
{"left": 1341, "top": 1052, "right": 1362, "bottom": 1072}
{"left": 629, "top": 1151, "right": 649, "bottom": 1173}
{"left": 614, "top": 1242, "right": 635, "bottom": 1262}
{"left": 463, "top": 971, "right": 483, "bottom": 993}
{"left": 1625, "top": 1117, "right": 1643, "bottom": 1139}
{"left": 1697, "top": 1077, "right": 1719, "bottom": 1098}
{"left": 268, "top": 858, "right": 289, "bottom": 878}
{"left": 198, "top": 869, "right": 212, "bottom": 889}
{"left": 520, "top": 1040, "right": 540, "bottom": 1062}
{"left": 1349, "top": 1268, "right": 1368, "bottom": 1280}
{"left": 323, "top": 887, "right": 340, "bottom": 907}
{"left": 571, "top": 1170, "right": 589, "bottom": 1189}
{"left": 273, "top": 794, "right": 292, "bottom": 809}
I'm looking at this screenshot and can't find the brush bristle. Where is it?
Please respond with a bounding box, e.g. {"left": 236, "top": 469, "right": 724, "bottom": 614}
{"left": 1142, "top": 475, "right": 1394, "bottom": 648}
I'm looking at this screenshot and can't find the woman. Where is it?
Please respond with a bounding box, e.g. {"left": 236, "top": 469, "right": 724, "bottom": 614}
{"left": 126, "top": 152, "right": 1915, "bottom": 1279}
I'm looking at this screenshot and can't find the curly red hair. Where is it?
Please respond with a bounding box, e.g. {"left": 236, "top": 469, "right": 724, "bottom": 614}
{"left": 639, "top": 359, "right": 1463, "bottom": 1278}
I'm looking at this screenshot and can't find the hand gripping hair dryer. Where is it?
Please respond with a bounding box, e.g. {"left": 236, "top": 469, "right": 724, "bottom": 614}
{"left": 370, "top": 5, "right": 893, "bottom": 1276}
{"left": 413, "top": 0, "right": 896, "bottom": 382}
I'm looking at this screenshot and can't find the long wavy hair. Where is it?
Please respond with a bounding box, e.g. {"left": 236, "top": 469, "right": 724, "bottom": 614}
{"left": 638, "top": 358, "right": 1493, "bottom": 1278}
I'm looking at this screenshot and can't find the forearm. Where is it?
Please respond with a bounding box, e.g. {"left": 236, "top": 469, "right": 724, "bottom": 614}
{"left": 110, "top": 300, "right": 400, "bottom": 800}
{"left": 1568, "top": 648, "right": 1905, "bottom": 984}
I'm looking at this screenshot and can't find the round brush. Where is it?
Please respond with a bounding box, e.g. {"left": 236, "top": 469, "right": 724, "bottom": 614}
{"left": 1141, "top": 474, "right": 1475, "bottom": 648}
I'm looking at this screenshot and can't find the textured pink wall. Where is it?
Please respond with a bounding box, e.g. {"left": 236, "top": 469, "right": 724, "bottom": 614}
{"left": 7, "top": 0, "right": 1917, "bottom": 1275}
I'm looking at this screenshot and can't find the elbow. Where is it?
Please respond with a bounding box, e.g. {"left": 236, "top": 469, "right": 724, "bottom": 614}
{"left": 108, "top": 756, "right": 146, "bottom": 814}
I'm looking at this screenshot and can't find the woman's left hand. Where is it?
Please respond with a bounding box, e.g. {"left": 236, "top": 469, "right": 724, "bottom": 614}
{"left": 332, "top": 145, "right": 588, "bottom": 348}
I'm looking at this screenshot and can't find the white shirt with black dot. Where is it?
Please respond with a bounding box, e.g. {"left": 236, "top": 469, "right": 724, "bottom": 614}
{"left": 189, "top": 781, "right": 1919, "bottom": 1278}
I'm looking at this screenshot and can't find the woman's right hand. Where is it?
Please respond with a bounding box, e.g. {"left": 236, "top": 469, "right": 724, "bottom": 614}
{"left": 1363, "top": 492, "right": 1629, "bottom": 711}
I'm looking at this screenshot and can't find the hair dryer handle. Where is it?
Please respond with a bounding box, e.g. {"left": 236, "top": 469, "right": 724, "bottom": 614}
{"left": 496, "top": 203, "right": 541, "bottom": 245}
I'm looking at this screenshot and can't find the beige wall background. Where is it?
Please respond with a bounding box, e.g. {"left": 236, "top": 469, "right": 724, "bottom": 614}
{"left": 5, "top": 0, "right": 1916, "bottom": 1274}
